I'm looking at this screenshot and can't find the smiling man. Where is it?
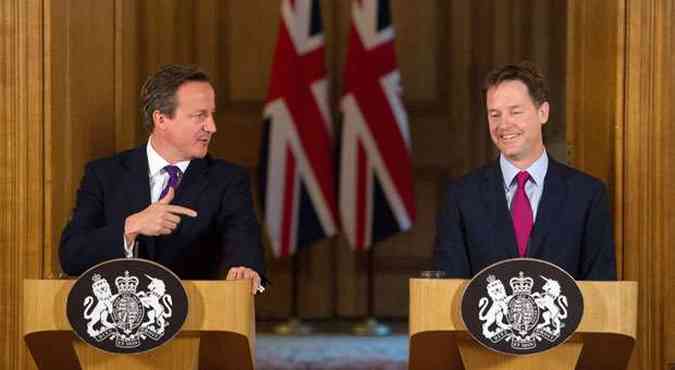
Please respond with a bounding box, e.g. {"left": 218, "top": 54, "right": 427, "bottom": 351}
{"left": 60, "top": 65, "right": 266, "bottom": 293}
{"left": 433, "top": 61, "right": 616, "bottom": 280}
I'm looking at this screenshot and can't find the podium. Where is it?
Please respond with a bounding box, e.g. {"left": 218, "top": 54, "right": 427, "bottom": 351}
{"left": 409, "top": 279, "right": 637, "bottom": 370}
{"left": 23, "top": 279, "right": 256, "bottom": 370}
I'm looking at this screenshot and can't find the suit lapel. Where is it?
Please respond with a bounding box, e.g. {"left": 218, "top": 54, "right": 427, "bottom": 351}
{"left": 527, "top": 158, "right": 567, "bottom": 258}
{"left": 484, "top": 162, "right": 520, "bottom": 258}
{"left": 122, "top": 146, "right": 151, "bottom": 215}
{"left": 121, "top": 146, "right": 155, "bottom": 258}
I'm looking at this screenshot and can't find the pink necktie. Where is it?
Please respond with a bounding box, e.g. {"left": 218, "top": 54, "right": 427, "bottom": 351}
{"left": 511, "top": 171, "right": 533, "bottom": 257}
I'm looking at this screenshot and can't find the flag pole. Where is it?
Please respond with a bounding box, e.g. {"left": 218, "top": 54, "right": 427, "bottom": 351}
{"left": 352, "top": 247, "right": 391, "bottom": 336}
{"left": 273, "top": 252, "right": 313, "bottom": 335}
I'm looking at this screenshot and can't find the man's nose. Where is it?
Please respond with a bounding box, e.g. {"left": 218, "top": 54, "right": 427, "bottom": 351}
{"left": 501, "top": 113, "right": 516, "bottom": 127}
{"left": 204, "top": 115, "right": 217, "bottom": 133}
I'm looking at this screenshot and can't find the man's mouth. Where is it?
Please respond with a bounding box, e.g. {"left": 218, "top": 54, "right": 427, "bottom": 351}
{"left": 500, "top": 133, "right": 521, "bottom": 143}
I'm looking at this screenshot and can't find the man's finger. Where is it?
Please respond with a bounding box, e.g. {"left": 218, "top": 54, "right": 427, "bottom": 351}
{"left": 164, "top": 213, "right": 182, "bottom": 224}
{"left": 251, "top": 274, "right": 261, "bottom": 295}
{"left": 162, "top": 220, "right": 178, "bottom": 230}
{"left": 158, "top": 187, "right": 175, "bottom": 204}
{"left": 241, "top": 269, "right": 256, "bottom": 279}
{"left": 158, "top": 227, "right": 173, "bottom": 235}
{"left": 166, "top": 205, "right": 197, "bottom": 217}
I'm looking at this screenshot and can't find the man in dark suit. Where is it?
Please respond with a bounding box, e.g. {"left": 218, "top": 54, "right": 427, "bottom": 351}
{"left": 60, "top": 64, "right": 266, "bottom": 293}
{"left": 433, "top": 61, "right": 616, "bottom": 280}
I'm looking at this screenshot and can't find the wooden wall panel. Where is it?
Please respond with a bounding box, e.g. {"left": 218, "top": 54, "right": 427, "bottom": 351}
{"left": 45, "top": 0, "right": 116, "bottom": 278}
{"left": 391, "top": 1, "right": 440, "bottom": 102}
{"left": 667, "top": 4, "right": 675, "bottom": 367}
{"left": 566, "top": 1, "right": 622, "bottom": 186}
{"left": 1, "top": 2, "right": 44, "bottom": 370}
{"left": 227, "top": 1, "right": 278, "bottom": 102}
{"left": 114, "top": 0, "right": 141, "bottom": 152}
{"left": 566, "top": 0, "right": 624, "bottom": 274}
{"left": 567, "top": 1, "right": 674, "bottom": 369}
{"left": 446, "top": 0, "right": 473, "bottom": 176}
{"left": 622, "top": 0, "right": 671, "bottom": 368}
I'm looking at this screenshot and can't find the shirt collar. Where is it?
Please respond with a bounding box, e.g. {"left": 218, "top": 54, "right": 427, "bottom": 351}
{"left": 146, "top": 137, "right": 190, "bottom": 178}
{"left": 499, "top": 151, "right": 548, "bottom": 187}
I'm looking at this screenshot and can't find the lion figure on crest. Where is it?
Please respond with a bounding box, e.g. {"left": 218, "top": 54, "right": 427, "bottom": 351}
{"left": 83, "top": 275, "right": 116, "bottom": 337}
{"left": 478, "top": 276, "right": 511, "bottom": 338}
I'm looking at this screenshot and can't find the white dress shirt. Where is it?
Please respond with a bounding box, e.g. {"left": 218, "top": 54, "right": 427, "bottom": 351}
{"left": 499, "top": 151, "right": 549, "bottom": 221}
{"left": 123, "top": 138, "right": 190, "bottom": 257}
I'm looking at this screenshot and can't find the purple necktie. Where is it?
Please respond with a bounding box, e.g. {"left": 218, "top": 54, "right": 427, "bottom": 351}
{"left": 159, "top": 165, "right": 183, "bottom": 200}
{"left": 511, "top": 171, "right": 533, "bottom": 257}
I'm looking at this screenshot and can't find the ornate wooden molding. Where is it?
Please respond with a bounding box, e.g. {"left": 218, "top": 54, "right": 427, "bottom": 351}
{"left": 0, "top": 1, "right": 44, "bottom": 369}
{"left": 567, "top": 1, "right": 673, "bottom": 369}
{"left": 566, "top": 0, "right": 626, "bottom": 276}
{"left": 622, "top": 0, "right": 672, "bottom": 369}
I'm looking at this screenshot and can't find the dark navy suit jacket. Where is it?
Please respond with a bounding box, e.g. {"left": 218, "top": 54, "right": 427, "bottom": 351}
{"left": 433, "top": 156, "right": 616, "bottom": 280}
{"left": 60, "top": 146, "right": 267, "bottom": 281}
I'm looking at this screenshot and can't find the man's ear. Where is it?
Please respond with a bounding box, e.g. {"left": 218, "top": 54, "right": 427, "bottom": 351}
{"left": 152, "top": 111, "right": 165, "bottom": 130}
{"left": 538, "top": 101, "right": 550, "bottom": 125}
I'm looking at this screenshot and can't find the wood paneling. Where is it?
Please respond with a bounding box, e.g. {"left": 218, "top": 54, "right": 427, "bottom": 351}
{"left": 623, "top": 0, "right": 672, "bottom": 368}
{"left": 226, "top": 1, "right": 278, "bottom": 102}
{"left": 567, "top": 1, "right": 675, "bottom": 369}
{"left": 44, "top": 0, "right": 117, "bottom": 278}
{"left": 114, "top": 0, "right": 141, "bottom": 152}
{"left": 566, "top": 1, "right": 623, "bottom": 186}
{"left": 0, "top": 2, "right": 44, "bottom": 370}
{"left": 566, "top": 0, "right": 625, "bottom": 274}
{"left": 667, "top": 3, "right": 675, "bottom": 367}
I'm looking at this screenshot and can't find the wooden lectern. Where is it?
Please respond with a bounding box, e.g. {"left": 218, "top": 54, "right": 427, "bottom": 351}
{"left": 409, "top": 279, "right": 637, "bottom": 370}
{"left": 23, "top": 279, "right": 256, "bottom": 370}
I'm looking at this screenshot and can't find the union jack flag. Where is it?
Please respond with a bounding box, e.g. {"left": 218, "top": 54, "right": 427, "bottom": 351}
{"left": 259, "top": 0, "right": 338, "bottom": 257}
{"left": 339, "top": 0, "right": 416, "bottom": 250}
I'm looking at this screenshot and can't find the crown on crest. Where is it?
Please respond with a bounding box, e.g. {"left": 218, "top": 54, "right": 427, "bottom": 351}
{"left": 115, "top": 271, "right": 139, "bottom": 294}
{"left": 91, "top": 274, "right": 109, "bottom": 289}
{"left": 486, "top": 275, "right": 502, "bottom": 289}
{"left": 509, "top": 271, "right": 534, "bottom": 294}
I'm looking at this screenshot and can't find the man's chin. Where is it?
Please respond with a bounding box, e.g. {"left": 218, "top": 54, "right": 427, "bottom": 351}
{"left": 190, "top": 148, "right": 209, "bottom": 159}
{"left": 498, "top": 145, "right": 522, "bottom": 159}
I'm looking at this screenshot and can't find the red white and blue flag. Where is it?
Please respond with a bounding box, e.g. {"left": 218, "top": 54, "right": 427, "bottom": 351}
{"left": 260, "top": 0, "right": 338, "bottom": 257}
{"left": 339, "top": 0, "right": 416, "bottom": 250}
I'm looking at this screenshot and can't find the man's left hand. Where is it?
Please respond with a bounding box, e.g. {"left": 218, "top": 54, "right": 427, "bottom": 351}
{"left": 226, "top": 266, "right": 263, "bottom": 295}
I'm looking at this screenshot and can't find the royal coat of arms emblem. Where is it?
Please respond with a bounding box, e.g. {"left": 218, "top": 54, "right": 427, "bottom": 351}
{"left": 67, "top": 259, "right": 188, "bottom": 353}
{"left": 461, "top": 258, "right": 583, "bottom": 355}
{"left": 84, "top": 271, "right": 174, "bottom": 347}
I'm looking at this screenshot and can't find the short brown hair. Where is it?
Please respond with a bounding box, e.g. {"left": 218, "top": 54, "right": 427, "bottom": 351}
{"left": 482, "top": 61, "right": 549, "bottom": 107}
{"left": 140, "top": 64, "right": 211, "bottom": 131}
